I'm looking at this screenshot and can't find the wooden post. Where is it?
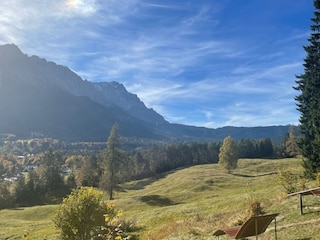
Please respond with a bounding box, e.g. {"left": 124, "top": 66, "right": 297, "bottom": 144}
{"left": 299, "top": 194, "right": 303, "bottom": 215}
{"left": 255, "top": 217, "right": 258, "bottom": 240}
{"left": 274, "top": 217, "right": 277, "bottom": 240}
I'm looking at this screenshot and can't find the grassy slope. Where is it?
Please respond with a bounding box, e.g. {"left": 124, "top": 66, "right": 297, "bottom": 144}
{"left": 1, "top": 158, "right": 320, "bottom": 239}
{"left": 0, "top": 204, "right": 60, "bottom": 239}
{"left": 115, "top": 158, "right": 320, "bottom": 239}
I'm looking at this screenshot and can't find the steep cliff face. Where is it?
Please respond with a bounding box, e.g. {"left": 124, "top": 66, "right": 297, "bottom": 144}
{"left": 0, "top": 44, "right": 166, "bottom": 125}
{"left": 0, "top": 44, "right": 164, "bottom": 141}
{"left": 92, "top": 81, "right": 167, "bottom": 124}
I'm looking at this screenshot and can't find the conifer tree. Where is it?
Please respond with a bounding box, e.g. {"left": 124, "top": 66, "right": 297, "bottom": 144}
{"left": 100, "top": 123, "right": 122, "bottom": 200}
{"left": 37, "top": 149, "right": 64, "bottom": 193}
{"left": 295, "top": 0, "right": 320, "bottom": 178}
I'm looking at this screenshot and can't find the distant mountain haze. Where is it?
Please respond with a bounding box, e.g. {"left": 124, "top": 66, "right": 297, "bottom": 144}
{"left": 0, "top": 44, "right": 293, "bottom": 142}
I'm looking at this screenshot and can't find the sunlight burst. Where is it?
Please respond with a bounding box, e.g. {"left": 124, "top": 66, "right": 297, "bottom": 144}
{"left": 65, "top": 0, "right": 97, "bottom": 16}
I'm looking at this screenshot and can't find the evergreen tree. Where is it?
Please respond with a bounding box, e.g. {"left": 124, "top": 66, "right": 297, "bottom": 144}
{"left": 14, "top": 170, "right": 42, "bottom": 206}
{"left": 238, "top": 139, "right": 256, "bottom": 158}
{"left": 219, "top": 136, "right": 239, "bottom": 173}
{"left": 37, "top": 149, "right": 64, "bottom": 193}
{"left": 100, "top": 123, "right": 122, "bottom": 200}
{"left": 132, "top": 151, "right": 149, "bottom": 178}
{"left": 257, "top": 138, "right": 274, "bottom": 158}
{"left": 208, "top": 142, "right": 220, "bottom": 163}
{"left": 0, "top": 182, "right": 13, "bottom": 209}
{"left": 295, "top": 0, "right": 320, "bottom": 178}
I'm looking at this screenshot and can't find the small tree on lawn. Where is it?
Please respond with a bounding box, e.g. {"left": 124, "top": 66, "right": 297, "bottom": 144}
{"left": 219, "top": 136, "right": 239, "bottom": 173}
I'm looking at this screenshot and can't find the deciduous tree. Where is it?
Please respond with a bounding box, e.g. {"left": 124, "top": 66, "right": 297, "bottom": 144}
{"left": 77, "top": 155, "right": 100, "bottom": 187}
{"left": 283, "top": 126, "right": 300, "bottom": 158}
{"left": 219, "top": 136, "right": 238, "bottom": 173}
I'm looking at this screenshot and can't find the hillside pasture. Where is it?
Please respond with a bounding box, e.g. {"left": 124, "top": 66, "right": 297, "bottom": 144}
{"left": 115, "top": 158, "right": 320, "bottom": 239}
{"left": 1, "top": 158, "right": 320, "bottom": 239}
{"left": 0, "top": 205, "right": 60, "bottom": 239}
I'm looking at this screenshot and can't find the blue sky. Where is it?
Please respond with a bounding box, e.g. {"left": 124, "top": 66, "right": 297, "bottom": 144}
{"left": 0, "top": 0, "right": 312, "bottom": 128}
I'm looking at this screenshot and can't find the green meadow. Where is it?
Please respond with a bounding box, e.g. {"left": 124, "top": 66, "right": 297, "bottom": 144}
{"left": 1, "top": 158, "right": 320, "bottom": 239}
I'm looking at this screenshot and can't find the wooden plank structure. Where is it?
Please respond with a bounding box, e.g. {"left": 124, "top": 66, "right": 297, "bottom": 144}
{"left": 213, "top": 213, "right": 278, "bottom": 240}
{"left": 287, "top": 187, "right": 320, "bottom": 215}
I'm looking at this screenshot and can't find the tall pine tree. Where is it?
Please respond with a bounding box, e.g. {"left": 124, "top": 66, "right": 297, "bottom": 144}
{"left": 295, "top": 0, "right": 320, "bottom": 178}
{"left": 100, "top": 123, "right": 122, "bottom": 200}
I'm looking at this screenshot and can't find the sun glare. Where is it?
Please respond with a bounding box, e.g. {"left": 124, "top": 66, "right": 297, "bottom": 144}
{"left": 66, "top": 0, "right": 79, "bottom": 8}
{"left": 65, "top": 0, "right": 96, "bottom": 15}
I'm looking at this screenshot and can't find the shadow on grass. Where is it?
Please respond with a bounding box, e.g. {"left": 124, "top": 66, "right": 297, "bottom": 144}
{"left": 123, "top": 178, "right": 160, "bottom": 191}
{"left": 127, "top": 226, "right": 146, "bottom": 240}
{"left": 13, "top": 208, "right": 24, "bottom": 210}
{"left": 232, "top": 172, "right": 277, "bottom": 178}
{"left": 301, "top": 205, "right": 320, "bottom": 215}
{"left": 139, "top": 194, "right": 179, "bottom": 206}
{"left": 120, "top": 171, "right": 175, "bottom": 191}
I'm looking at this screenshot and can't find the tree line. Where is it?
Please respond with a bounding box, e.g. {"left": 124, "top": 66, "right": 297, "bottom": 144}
{"left": 0, "top": 124, "right": 299, "bottom": 208}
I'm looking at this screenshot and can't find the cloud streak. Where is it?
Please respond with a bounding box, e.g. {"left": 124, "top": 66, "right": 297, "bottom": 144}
{"left": 0, "top": 0, "right": 310, "bottom": 128}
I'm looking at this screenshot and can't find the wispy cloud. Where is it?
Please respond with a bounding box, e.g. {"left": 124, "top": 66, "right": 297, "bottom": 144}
{"left": 0, "top": 0, "right": 309, "bottom": 128}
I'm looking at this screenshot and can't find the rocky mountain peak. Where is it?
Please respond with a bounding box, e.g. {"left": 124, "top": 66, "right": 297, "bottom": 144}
{"left": 0, "top": 44, "right": 167, "bottom": 125}
{"left": 0, "top": 44, "right": 23, "bottom": 57}
{"left": 0, "top": 44, "right": 291, "bottom": 142}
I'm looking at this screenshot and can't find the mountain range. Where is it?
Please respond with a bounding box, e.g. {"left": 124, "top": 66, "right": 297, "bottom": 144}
{"left": 0, "top": 44, "right": 294, "bottom": 143}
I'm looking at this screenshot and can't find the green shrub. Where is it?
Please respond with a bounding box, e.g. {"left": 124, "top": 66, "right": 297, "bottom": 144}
{"left": 245, "top": 185, "right": 265, "bottom": 217}
{"left": 54, "top": 187, "right": 107, "bottom": 240}
{"left": 96, "top": 202, "right": 136, "bottom": 240}
{"left": 54, "top": 187, "right": 135, "bottom": 240}
{"left": 277, "top": 168, "right": 305, "bottom": 194}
